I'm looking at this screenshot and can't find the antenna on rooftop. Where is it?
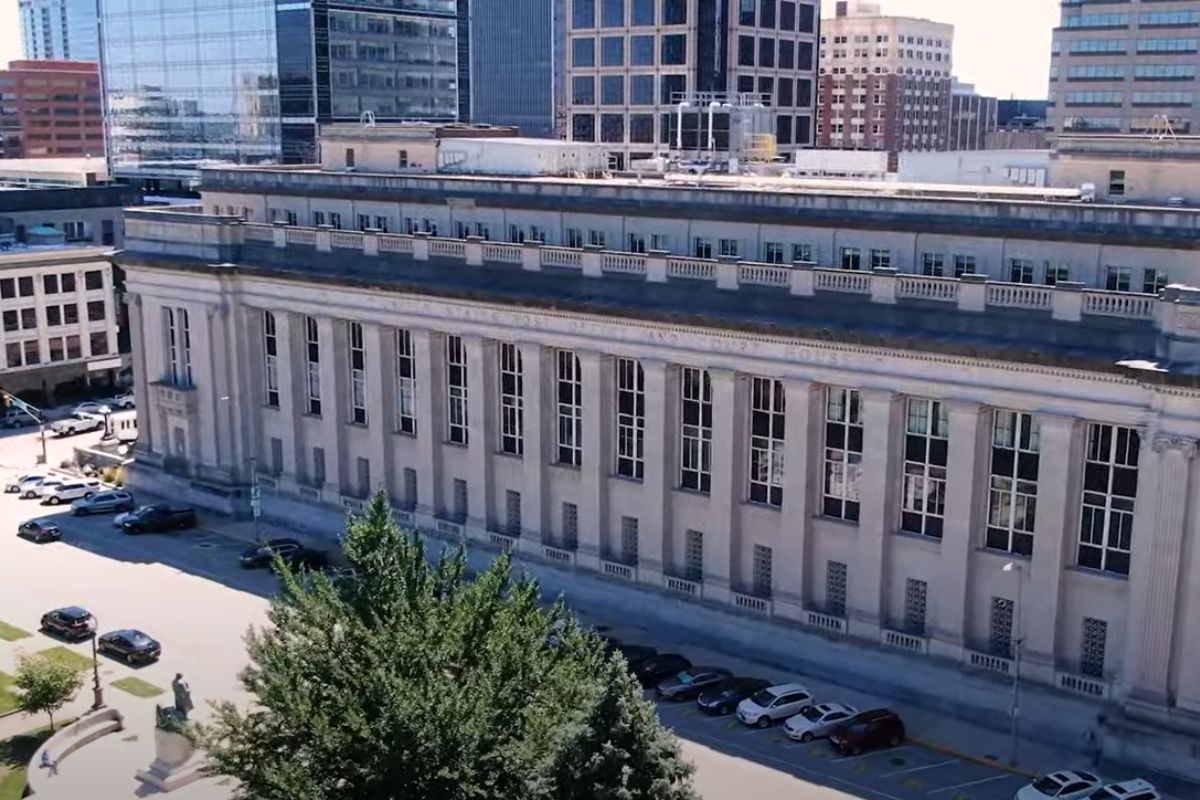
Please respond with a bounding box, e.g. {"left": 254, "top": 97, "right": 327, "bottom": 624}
{"left": 360, "top": 110, "right": 376, "bottom": 128}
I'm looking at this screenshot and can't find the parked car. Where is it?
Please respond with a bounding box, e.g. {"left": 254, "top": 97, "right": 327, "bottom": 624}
{"left": 828, "top": 708, "right": 906, "bottom": 756}
{"left": 40, "top": 606, "right": 95, "bottom": 641}
{"left": 609, "top": 642, "right": 658, "bottom": 669}
{"left": 71, "top": 401, "right": 111, "bottom": 416}
{"left": 5, "top": 472, "right": 46, "bottom": 493}
{"left": 784, "top": 702, "right": 859, "bottom": 742}
{"left": 696, "top": 677, "right": 772, "bottom": 716}
{"left": 656, "top": 666, "right": 734, "bottom": 701}
{"left": 41, "top": 479, "right": 100, "bottom": 505}
{"left": 237, "top": 537, "right": 314, "bottom": 568}
{"left": 736, "top": 682, "right": 814, "bottom": 728}
{"left": 98, "top": 629, "right": 161, "bottom": 665}
{"left": 631, "top": 653, "right": 692, "bottom": 687}
{"left": 0, "top": 408, "right": 40, "bottom": 428}
{"left": 28, "top": 476, "right": 65, "bottom": 499}
{"left": 1084, "top": 780, "right": 1159, "bottom": 800}
{"left": 72, "top": 490, "right": 136, "bottom": 516}
{"left": 18, "top": 519, "right": 62, "bottom": 543}
{"left": 120, "top": 504, "right": 197, "bottom": 533}
{"left": 1017, "top": 771, "right": 1103, "bottom": 800}
{"left": 51, "top": 413, "right": 104, "bottom": 437}
{"left": 108, "top": 392, "right": 135, "bottom": 410}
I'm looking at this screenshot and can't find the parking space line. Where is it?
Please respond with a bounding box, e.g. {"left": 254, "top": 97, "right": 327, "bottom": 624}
{"left": 879, "top": 759, "right": 959, "bottom": 777}
{"left": 927, "top": 774, "right": 1012, "bottom": 794}
{"left": 831, "top": 746, "right": 910, "bottom": 763}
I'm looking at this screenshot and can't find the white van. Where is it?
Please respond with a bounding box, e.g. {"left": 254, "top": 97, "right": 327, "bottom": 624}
{"left": 42, "top": 479, "right": 101, "bottom": 505}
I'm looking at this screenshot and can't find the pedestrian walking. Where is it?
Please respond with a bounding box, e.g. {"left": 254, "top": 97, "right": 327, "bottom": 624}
{"left": 40, "top": 749, "right": 57, "bottom": 776}
{"left": 1085, "top": 713, "right": 1106, "bottom": 767}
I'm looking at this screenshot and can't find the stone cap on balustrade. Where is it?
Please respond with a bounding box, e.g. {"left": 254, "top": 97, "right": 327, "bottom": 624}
{"left": 119, "top": 211, "right": 1200, "bottom": 383}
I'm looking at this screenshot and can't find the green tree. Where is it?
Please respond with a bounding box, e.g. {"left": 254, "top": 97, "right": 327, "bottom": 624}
{"left": 15, "top": 653, "right": 83, "bottom": 731}
{"left": 202, "top": 492, "right": 696, "bottom": 800}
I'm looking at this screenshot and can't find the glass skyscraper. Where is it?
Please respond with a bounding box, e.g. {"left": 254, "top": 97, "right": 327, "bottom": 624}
{"left": 470, "top": 0, "right": 564, "bottom": 138}
{"left": 98, "top": 0, "right": 463, "bottom": 183}
{"left": 20, "top": 0, "right": 100, "bottom": 62}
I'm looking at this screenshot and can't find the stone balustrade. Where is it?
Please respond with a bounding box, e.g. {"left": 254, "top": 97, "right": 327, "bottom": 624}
{"left": 124, "top": 210, "right": 1171, "bottom": 326}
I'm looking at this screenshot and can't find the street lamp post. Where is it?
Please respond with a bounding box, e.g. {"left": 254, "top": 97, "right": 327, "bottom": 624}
{"left": 1002, "top": 561, "right": 1025, "bottom": 766}
{"left": 90, "top": 619, "right": 104, "bottom": 711}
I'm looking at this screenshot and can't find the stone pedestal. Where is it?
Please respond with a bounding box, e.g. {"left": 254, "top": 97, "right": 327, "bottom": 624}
{"left": 135, "top": 728, "right": 207, "bottom": 792}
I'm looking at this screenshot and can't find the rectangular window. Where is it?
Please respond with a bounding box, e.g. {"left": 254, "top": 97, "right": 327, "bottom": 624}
{"left": 679, "top": 367, "right": 712, "bottom": 493}
{"left": 870, "top": 249, "right": 891, "bottom": 269}
{"left": 453, "top": 478, "right": 468, "bottom": 522}
{"left": 348, "top": 322, "right": 367, "bottom": 425}
{"left": 20, "top": 307, "right": 36, "bottom": 329}
{"left": 1142, "top": 268, "right": 1168, "bottom": 295}
{"left": 446, "top": 335, "right": 469, "bottom": 445}
{"left": 764, "top": 242, "right": 785, "bottom": 264}
{"left": 313, "top": 210, "right": 326, "bottom": 227}
{"left": 719, "top": 238, "right": 740, "bottom": 258}
{"left": 620, "top": 515, "right": 640, "bottom": 565}
{"left": 954, "top": 254, "right": 976, "bottom": 277}
{"left": 162, "top": 307, "right": 192, "bottom": 387}
{"left": 1108, "top": 170, "right": 1125, "bottom": 197}
{"left": 792, "top": 243, "right": 813, "bottom": 263}
{"left": 562, "top": 502, "right": 579, "bottom": 550}
{"left": 904, "top": 578, "right": 928, "bottom": 636}
{"left": 305, "top": 316, "right": 322, "bottom": 416}
{"left": 263, "top": 311, "right": 279, "bottom": 408}
{"left": 23, "top": 340, "right": 39, "bottom": 366}
{"left": 43, "top": 274, "right": 58, "bottom": 294}
{"left": 840, "top": 247, "right": 862, "bottom": 270}
{"left": 403, "top": 467, "right": 418, "bottom": 510}
{"left": 506, "top": 489, "right": 522, "bottom": 536}
{"left": 752, "top": 544, "right": 773, "bottom": 597}
{"left": 616, "top": 357, "right": 645, "bottom": 479}
{"left": 330, "top": 213, "right": 342, "bottom": 230}
{"left": 987, "top": 410, "right": 1040, "bottom": 556}
{"left": 84, "top": 333, "right": 102, "bottom": 357}
{"left": 922, "top": 253, "right": 944, "bottom": 277}
{"left": 628, "top": 233, "right": 646, "bottom": 254}
{"left": 395, "top": 329, "right": 417, "bottom": 434}
{"left": 86, "top": 300, "right": 106, "bottom": 321}
{"left": 357, "top": 214, "right": 369, "bottom": 231}
{"left": 693, "top": 237, "right": 712, "bottom": 259}
{"left": 84, "top": 270, "right": 102, "bottom": 291}
{"left": 1078, "top": 423, "right": 1139, "bottom": 576}
{"left": 313, "top": 447, "right": 326, "bottom": 486}
{"left": 1044, "top": 264, "right": 1070, "bottom": 286}
{"left": 1105, "top": 266, "right": 1132, "bottom": 292}
{"left": 556, "top": 350, "right": 583, "bottom": 466}
{"left": 902, "top": 398, "right": 948, "bottom": 539}
{"left": 1009, "top": 258, "right": 1035, "bottom": 284}
{"left": 823, "top": 387, "right": 862, "bottom": 521}
{"left": 1080, "top": 617, "right": 1108, "bottom": 678}
{"left": 826, "top": 560, "right": 848, "bottom": 617}
{"left": 567, "top": 228, "right": 584, "bottom": 248}
{"left": 63, "top": 304, "right": 78, "bottom": 324}
{"left": 270, "top": 438, "right": 284, "bottom": 476}
{"left": 356, "top": 457, "right": 370, "bottom": 498}
{"left": 588, "top": 229, "right": 606, "bottom": 248}
{"left": 749, "top": 377, "right": 785, "bottom": 507}
{"left": 499, "top": 342, "right": 524, "bottom": 456}
{"left": 48, "top": 337, "right": 64, "bottom": 362}
{"left": 989, "top": 597, "right": 1015, "bottom": 657}
{"left": 684, "top": 529, "right": 704, "bottom": 581}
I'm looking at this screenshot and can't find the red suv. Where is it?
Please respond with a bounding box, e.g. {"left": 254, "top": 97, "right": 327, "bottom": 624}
{"left": 828, "top": 708, "right": 905, "bottom": 756}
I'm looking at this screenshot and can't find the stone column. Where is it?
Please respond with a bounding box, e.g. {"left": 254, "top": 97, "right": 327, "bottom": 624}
{"left": 1023, "top": 414, "right": 1079, "bottom": 681}
{"left": 126, "top": 294, "right": 158, "bottom": 457}
{"left": 851, "top": 389, "right": 901, "bottom": 638}
{"left": 362, "top": 323, "right": 389, "bottom": 498}
{"left": 1171, "top": 461, "right": 1200, "bottom": 713}
{"left": 270, "top": 311, "right": 299, "bottom": 478}
{"left": 412, "top": 329, "right": 443, "bottom": 523}
{"left": 706, "top": 368, "right": 741, "bottom": 604}
{"left": 929, "top": 400, "right": 986, "bottom": 658}
{"left": 518, "top": 342, "right": 547, "bottom": 548}
{"left": 464, "top": 335, "right": 493, "bottom": 536}
{"left": 1123, "top": 433, "right": 1196, "bottom": 706}
{"left": 638, "top": 359, "right": 669, "bottom": 585}
{"left": 776, "top": 378, "right": 816, "bottom": 620}
{"left": 321, "top": 318, "right": 348, "bottom": 495}
{"left": 577, "top": 350, "right": 609, "bottom": 570}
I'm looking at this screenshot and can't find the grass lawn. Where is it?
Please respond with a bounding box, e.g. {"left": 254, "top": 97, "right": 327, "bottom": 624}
{"left": 0, "top": 621, "right": 30, "bottom": 643}
{"left": 0, "top": 673, "right": 16, "bottom": 716}
{"left": 110, "top": 676, "right": 163, "bottom": 698}
{"left": 34, "top": 647, "right": 92, "bottom": 672}
{"left": 0, "top": 721, "right": 71, "bottom": 800}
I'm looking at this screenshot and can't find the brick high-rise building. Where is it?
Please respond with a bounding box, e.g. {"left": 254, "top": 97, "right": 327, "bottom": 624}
{"left": 0, "top": 60, "right": 103, "bottom": 159}
{"left": 817, "top": 1, "right": 953, "bottom": 152}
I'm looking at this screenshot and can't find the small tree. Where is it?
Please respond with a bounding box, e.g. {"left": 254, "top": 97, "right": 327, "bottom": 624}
{"left": 15, "top": 653, "right": 83, "bottom": 732}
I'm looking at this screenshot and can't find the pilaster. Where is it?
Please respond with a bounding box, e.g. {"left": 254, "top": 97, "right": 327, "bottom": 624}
{"left": 577, "top": 350, "right": 609, "bottom": 569}
{"left": 464, "top": 335, "right": 493, "bottom": 535}
{"left": 412, "top": 329, "right": 443, "bottom": 522}
{"left": 518, "top": 343, "right": 548, "bottom": 545}
{"left": 362, "top": 323, "right": 389, "bottom": 498}
{"left": 1023, "top": 413, "right": 1079, "bottom": 679}
{"left": 125, "top": 293, "right": 157, "bottom": 456}
{"left": 637, "top": 359, "right": 669, "bottom": 584}
{"left": 775, "top": 378, "right": 816, "bottom": 620}
{"left": 851, "top": 388, "right": 901, "bottom": 638}
{"left": 1124, "top": 433, "right": 1195, "bottom": 706}
{"left": 930, "top": 400, "right": 986, "bottom": 659}
{"left": 269, "top": 310, "right": 299, "bottom": 477}
{"left": 706, "top": 368, "right": 741, "bottom": 603}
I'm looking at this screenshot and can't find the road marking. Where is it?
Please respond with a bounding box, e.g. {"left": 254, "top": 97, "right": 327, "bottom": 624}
{"left": 832, "top": 746, "right": 910, "bottom": 762}
{"left": 679, "top": 726, "right": 909, "bottom": 800}
{"left": 880, "top": 759, "right": 959, "bottom": 777}
{"left": 927, "top": 774, "right": 1012, "bottom": 794}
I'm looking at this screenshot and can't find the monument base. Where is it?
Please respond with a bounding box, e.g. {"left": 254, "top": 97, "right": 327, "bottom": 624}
{"left": 135, "top": 728, "right": 207, "bottom": 792}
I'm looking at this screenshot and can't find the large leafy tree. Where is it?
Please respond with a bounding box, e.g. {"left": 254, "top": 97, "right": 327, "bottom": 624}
{"left": 203, "top": 493, "right": 695, "bottom": 800}
{"left": 15, "top": 652, "right": 82, "bottom": 732}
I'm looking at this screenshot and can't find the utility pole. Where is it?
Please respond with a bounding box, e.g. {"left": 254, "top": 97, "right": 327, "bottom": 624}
{"left": 1, "top": 388, "right": 47, "bottom": 465}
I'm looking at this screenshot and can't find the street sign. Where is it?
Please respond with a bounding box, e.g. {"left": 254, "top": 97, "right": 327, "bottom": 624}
{"left": 250, "top": 484, "right": 262, "bottom": 519}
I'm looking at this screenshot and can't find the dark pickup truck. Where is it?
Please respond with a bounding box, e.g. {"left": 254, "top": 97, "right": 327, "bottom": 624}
{"left": 119, "top": 503, "right": 198, "bottom": 534}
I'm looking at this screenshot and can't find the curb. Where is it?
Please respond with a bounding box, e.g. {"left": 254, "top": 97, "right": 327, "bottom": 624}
{"left": 908, "top": 736, "right": 1040, "bottom": 779}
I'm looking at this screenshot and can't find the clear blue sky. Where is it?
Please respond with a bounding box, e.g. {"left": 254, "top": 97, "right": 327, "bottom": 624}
{"left": 0, "top": 0, "right": 1057, "bottom": 99}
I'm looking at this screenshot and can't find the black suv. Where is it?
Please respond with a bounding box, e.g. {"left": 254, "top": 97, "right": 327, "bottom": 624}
{"left": 121, "top": 504, "right": 197, "bottom": 534}
{"left": 40, "top": 606, "right": 95, "bottom": 640}
{"left": 240, "top": 538, "right": 328, "bottom": 570}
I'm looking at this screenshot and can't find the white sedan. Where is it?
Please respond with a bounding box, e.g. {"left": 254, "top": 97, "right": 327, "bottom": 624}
{"left": 5, "top": 473, "right": 47, "bottom": 494}
{"left": 71, "top": 401, "right": 112, "bottom": 416}
{"left": 784, "top": 702, "right": 858, "bottom": 742}
{"left": 108, "top": 392, "right": 135, "bottom": 410}
{"left": 1015, "top": 771, "right": 1103, "bottom": 800}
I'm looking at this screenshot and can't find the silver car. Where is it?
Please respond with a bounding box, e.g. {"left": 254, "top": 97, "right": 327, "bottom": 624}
{"left": 72, "top": 490, "right": 136, "bottom": 516}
